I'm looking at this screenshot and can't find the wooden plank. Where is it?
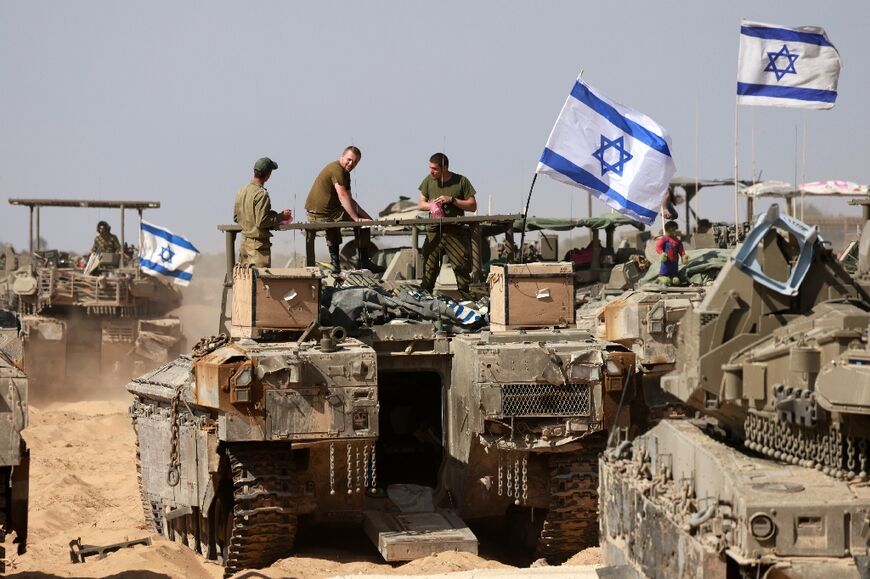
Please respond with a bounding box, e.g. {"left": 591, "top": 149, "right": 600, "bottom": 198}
{"left": 363, "top": 509, "right": 478, "bottom": 562}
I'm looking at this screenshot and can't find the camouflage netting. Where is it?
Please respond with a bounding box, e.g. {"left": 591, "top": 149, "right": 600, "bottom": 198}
{"left": 641, "top": 248, "right": 732, "bottom": 286}
{"left": 515, "top": 214, "right": 643, "bottom": 232}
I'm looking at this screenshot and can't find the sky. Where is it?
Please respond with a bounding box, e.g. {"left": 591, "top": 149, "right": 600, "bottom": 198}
{"left": 2, "top": 1, "right": 869, "bottom": 255}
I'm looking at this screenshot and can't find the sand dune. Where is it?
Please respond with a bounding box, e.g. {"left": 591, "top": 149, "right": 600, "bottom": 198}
{"left": 5, "top": 399, "right": 599, "bottom": 578}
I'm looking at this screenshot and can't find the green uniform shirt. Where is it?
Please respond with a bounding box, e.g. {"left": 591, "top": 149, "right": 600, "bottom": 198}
{"left": 419, "top": 173, "right": 476, "bottom": 218}
{"left": 91, "top": 233, "right": 121, "bottom": 254}
{"left": 305, "top": 161, "right": 351, "bottom": 214}
{"left": 234, "top": 181, "right": 280, "bottom": 241}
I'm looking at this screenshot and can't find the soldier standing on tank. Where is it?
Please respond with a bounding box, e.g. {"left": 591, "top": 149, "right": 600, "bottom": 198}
{"left": 417, "top": 153, "right": 477, "bottom": 299}
{"left": 91, "top": 221, "right": 122, "bottom": 254}
{"left": 233, "top": 157, "right": 292, "bottom": 268}
{"left": 305, "top": 146, "right": 383, "bottom": 273}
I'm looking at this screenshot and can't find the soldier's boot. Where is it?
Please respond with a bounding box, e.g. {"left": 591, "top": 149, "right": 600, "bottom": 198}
{"left": 358, "top": 246, "right": 385, "bottom": 274}
{"left": 329, "top": 246, "right": 342, "bottom": 273}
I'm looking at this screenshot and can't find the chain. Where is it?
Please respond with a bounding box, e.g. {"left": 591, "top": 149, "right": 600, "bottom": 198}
{"left": 513, "top": 455, "right": 520, "bottom": 504}
{"left": 371, "top": 443, "right": 377, "bottom": 489}
{"left": 846, "top": 436, "right": 855, "bottom": 478}
{"left": 497, "top": 452, "right": 503, "bottom": 497}
{"left": 521, "top": 455, "right": 528, "bottom": 505}
{"left": 346, "top": 443, "right": 352, "bottom": 495}
{"left": 506, "top": 451, "right": 513, "bottom": 497}
{"left": 859, "top": 439, "right": 868, "bottom": 480}
{"left": 191, "top": 334, "right": 229, "bottom": 358}
{"left": 355, "top": 445, "right": 361, "bottom": 493}
{"left": 167, "top": 386, "right": 182, "bottom": 487}
{"left": 329, "top": 443, "right": 336, "bottom": 495}
{"left": 363, "top": 443, "right": 370, "bottom": 488}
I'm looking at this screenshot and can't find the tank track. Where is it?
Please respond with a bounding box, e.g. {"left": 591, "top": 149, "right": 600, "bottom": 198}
{"left": 536, "top": 437, "right": 604, "bottom": 562}
{"left": 223, "top": 443, "right": 299, "bottom": 577}
{"left": 0, "top": 467, "right": 8, "bottom": 572}
{"left": 135, "top": 434, "right": 164, "bottom": 535}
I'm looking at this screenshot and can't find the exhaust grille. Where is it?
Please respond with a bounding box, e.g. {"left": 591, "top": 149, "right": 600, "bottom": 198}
{"left": 501, "top": 383, "right": 592, "bottom": 417}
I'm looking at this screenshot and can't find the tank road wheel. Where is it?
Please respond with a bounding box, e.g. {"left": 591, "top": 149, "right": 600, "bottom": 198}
{"left": 222, "top": 443, "right": 299, "bottom": 577}
{"left": 536, "top": 437, "right": 605, "bottom": 563}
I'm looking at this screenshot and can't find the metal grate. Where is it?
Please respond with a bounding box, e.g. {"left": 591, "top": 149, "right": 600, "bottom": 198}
{"left": 501, "top": 383, "right": 591, "bottom": 417}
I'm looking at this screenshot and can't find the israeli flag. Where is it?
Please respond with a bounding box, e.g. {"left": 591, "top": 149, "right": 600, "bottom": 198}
{"left": 139, "top": 221, "right": 200, "bottom": 286}
{"left": 536, "top": 77, "right": 675, "bottom": 225}
{"left": 737, "top": 20, "right": 841, "bottom": 110}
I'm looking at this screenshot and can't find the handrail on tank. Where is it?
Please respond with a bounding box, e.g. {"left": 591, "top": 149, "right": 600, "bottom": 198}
{"left": 215, "top": 214, "right": 520, "bottom": 337}
{"left": 216, "top": 213, "right": 521, "bottom": 278}
{"left": 8, "top": 198, "right": 161, "bottom": 267}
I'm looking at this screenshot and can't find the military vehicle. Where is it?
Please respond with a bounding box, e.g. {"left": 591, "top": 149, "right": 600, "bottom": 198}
{"left": 0, "top": 309, "right": 29, "bottom": 570}
{"left": 599, "top": 205, "right": 870, "bottom": 578}
{"left": 1, "top": 199, "right": 184, "bottom": 393}
{"left": 128, "top": 217, "right": 640, "bottom": 576}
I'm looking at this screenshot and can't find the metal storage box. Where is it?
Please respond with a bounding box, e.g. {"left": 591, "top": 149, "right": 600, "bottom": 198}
{"left": 487, "top": 262, "right": 574, "bottom": 331}
{"left": 231, "top": 267, "right": 321, "bottom": 334}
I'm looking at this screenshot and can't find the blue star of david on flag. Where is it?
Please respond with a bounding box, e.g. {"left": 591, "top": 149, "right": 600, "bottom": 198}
{"left": 159, "top": 245, "right": 175, "bottom": 263}
{"left": 764, "top": 44, "right": 799, "bottom": 81}
{"left": 591, "top": 135, "right": 634, "bottom": 177}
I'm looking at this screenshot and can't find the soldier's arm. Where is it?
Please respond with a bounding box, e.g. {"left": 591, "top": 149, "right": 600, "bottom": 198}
{"left": 335, "top": 183, "right": 361, "bottom": 221}
{"left": 452, "top": 179, "right": 477, "bottom": 212}
{"left": 254, "top": 192, "right": 281, "bottom": 230}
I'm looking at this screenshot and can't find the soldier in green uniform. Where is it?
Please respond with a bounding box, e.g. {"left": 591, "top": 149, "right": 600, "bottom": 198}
{"left": 233, "top": 157, "right": 292, "bottom": 268}
{"left": 305, "top": 146, "right": 383, "bottom": 273}
{"left": 417, "top": 153, "right": 477, "bottom": 299}
{"left": 91, "top": 221, "right": 122, "bottom": 254}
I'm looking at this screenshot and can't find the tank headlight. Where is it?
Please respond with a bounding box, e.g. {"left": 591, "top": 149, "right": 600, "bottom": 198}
{"left": 605, "top": 360, "right": 621, "bottom": 376}
{"left": 749, "top": 513, "right": 776, "bottom": 541}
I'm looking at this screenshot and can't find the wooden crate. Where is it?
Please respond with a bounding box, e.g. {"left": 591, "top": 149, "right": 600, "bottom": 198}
{"left": 231, "top": 266, "right": 321, "bottom": 332}
{"left": 488, "top": 262, "right": 574, "bottom": 331}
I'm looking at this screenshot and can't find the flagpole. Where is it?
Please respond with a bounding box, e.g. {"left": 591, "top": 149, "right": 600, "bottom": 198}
{"left": 518, "top": 173, "right": 538, "bottom": 263}
{"left": 801, "top": 113, "right": 808, "bottom": 221}
{"left": 734, "top": 97, "right": 740, "bottom": 229}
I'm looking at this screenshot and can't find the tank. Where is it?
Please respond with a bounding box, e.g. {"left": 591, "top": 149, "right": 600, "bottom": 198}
{"left": 2, "top": 199, "right": 185, "bottom": 394}
{"left": 129, "top": 218, "right": 640, "bottom": 576}
{"left": 599, "top": 205, "right": 870, "bottom": 578}
{"left": 0, "top": 309, "right": 29, "bottom": 570}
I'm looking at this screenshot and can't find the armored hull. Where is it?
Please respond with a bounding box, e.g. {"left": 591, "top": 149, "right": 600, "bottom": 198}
{"left": 130, "top": 323, "right": 638, "bottom": 575}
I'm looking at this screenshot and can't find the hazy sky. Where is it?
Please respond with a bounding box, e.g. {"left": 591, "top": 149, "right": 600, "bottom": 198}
{"left": 2, "top": 1, "right": 868, "bottom": 254}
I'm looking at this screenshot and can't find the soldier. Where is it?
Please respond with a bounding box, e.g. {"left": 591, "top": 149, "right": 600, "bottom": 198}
{"left": 305, "top": 146, "right": 383, "bottom": 273}
{"left": 233, "top": 157, "right": 292, "bottom": 268}
{"left": 417, "top": 153, "right": 477, "bottom": 299}
{"left": 91, "top": 221, "right": 122, "bottom": 254}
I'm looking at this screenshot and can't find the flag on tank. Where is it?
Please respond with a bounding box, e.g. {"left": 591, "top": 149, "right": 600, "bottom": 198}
{"left": 737, "top": 20, "right": 841, "bottom": 109}
{"left": 139, "top": 221, "right": 200, "bottom": 286}
{"left": 536, "top": 76, "right": 676, "bottom": 225}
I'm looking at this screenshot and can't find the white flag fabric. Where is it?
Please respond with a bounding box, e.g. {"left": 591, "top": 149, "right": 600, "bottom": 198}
{"left": 139, "top": 221, "right": 200, "bottom": 286}
{"left": 536, "top": 77, "right": 676, "bottom": 225}
{"left": 737, "top": 20, "right": 841, "bottom": 109}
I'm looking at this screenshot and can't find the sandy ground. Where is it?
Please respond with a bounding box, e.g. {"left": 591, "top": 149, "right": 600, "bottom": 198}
{"left": 4, "top": 398, "right": 601, "bottom": 578}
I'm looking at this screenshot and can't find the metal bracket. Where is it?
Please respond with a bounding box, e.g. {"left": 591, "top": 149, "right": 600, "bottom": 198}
{"left": 69, "top": 536, "right": 152, "bottom": 563}
{"left": 732, "top": 204, "right": 819, "bottom": 296}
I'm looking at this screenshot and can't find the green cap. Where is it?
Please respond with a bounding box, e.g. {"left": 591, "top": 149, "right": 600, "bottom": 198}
{"left": 254, "top": 157, "right": 278, "bottom": 173}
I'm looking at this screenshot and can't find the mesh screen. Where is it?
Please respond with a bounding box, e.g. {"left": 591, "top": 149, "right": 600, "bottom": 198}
{"left": 501, "top": 383, "right": 591, "bottom": 417}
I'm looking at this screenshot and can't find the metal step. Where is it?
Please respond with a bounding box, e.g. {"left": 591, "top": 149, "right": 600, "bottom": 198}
{"left": 363, "top": 508, "right": 478, "bottom": 562}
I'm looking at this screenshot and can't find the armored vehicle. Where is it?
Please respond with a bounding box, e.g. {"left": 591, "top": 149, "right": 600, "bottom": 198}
{"left": 0, "top": 310, "right": 29, "bottom": 570}
{"left": 599, "top": 205, "right": 870, "bottom": 578}
{"left": 128, "top": 217, "right": 639, "bottom": 576}
{"left": 2, "top": 199, "right": 184, "bottom": 393}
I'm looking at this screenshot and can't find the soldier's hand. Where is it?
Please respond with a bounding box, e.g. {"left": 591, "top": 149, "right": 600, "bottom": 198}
{"left": 281, "top": 209, "right": 293, "bottom": 223}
